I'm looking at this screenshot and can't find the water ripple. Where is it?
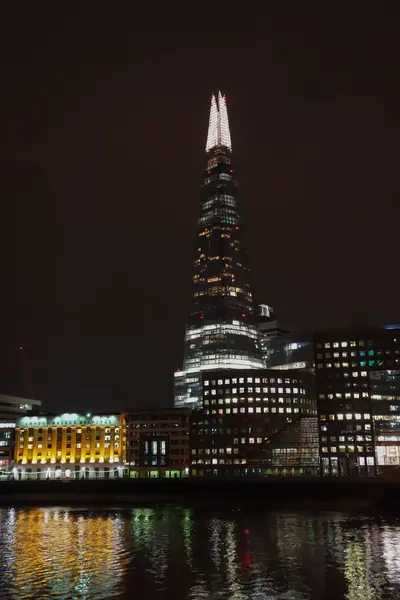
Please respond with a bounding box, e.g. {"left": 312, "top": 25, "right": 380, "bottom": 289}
{"left": 0, "top": 507, "right": 400, "bottom": 598}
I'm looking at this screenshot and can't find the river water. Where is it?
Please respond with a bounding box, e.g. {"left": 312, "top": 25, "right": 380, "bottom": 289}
{"left": 0, "top": 505, "right": 400, "bottom": 599}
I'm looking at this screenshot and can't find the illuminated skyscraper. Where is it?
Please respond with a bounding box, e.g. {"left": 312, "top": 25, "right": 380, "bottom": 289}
{"left": 175, "top": 92, "right": 263, "bottom": 409}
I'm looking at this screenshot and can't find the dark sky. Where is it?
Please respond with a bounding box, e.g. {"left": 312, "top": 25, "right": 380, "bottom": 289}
{"left": 0, "top": 4, "right": 399, "bottom": 412}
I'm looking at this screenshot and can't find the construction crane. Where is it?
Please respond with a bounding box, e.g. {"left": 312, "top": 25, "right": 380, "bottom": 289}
{"left": 18, "top": 345, "right": 35, "bottom": 400}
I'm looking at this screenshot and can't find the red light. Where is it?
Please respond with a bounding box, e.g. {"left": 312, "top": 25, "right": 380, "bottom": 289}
{"left": 200, "top": 314, "right": 204, "bottom": 319}
{"left": 235, "top": 226, "right": 239, "bottom": 230}
{"left": 242, "top": 313, "right": 246, "bottom": 317}
{"left": 229, "top": 169, "right": 233, "bottom": 173}
{"left": 19, "top": 346, "right": 23, "bottom": 351}
{"left": 244, "top": 529, "right": 249, "bottom": 535}
{"left": 207, "top": 170, "right": 210, "bottom": 174}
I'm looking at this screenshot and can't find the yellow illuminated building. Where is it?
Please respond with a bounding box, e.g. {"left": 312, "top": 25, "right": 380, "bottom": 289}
{"left": 13, "top": 413, "right": 126, "bottom": 479}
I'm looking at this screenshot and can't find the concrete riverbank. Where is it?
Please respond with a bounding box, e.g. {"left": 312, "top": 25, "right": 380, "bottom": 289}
{"left": 1, "top": 478, "right": 400, "bottom": 510}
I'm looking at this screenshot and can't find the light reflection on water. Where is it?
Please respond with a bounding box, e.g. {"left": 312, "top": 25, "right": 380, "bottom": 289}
{"left": 0, "top": 506, "right": 400, "bottom": 599}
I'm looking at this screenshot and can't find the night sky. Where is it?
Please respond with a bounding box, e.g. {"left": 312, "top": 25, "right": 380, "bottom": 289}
{"left": 1, "top": 5, "right": 399, "bottom": 412}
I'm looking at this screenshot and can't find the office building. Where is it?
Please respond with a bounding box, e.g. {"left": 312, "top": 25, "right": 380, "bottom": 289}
{"left": 370, "top": 367, "right": 400, "bottom": 469}
{"left": 314, "top": 326, "right": 400, "bottom": 476}
{"left": 189, "top": 369, "right": 317, "bottom": 476}
{"left": 258, "top": 305, "right": 313, "bottom": 371}
{"left": 13, "top": 412, "right": 125, "bottom": 479}
{"left": 0, "top": 394, "right": 41, "bottom": 480}
{"left": 175, "top": 92, "right": 263, "bottom": 410}
{"left": 125, "top": 408, "right": 190, "bottom": 478}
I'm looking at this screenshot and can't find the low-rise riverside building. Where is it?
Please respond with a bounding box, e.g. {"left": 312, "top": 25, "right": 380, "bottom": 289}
{"left": 125, "top": 408, "right": 190, "bottom": 478}
{"left": 0, "top": 394, "right": 41, "bottom": 480}
{"left": 13, "top": 412, "right": 125, "bottom": 480}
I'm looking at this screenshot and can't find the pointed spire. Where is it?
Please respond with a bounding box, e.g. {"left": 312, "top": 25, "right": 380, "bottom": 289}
{"left": 218, "top": 92, "right": 232, "bottom": 150}
{"left": 205, "top": 91, "right": 232, "bottom": 152}
{"left": 205, "top": 94, "right": 218, "bottom": 153}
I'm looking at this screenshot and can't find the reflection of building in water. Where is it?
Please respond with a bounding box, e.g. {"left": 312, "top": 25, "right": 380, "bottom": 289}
{"left": 344, "top": 536, "right": 378, "bottom": 600}
{"left": 381, "top": 528, "right": 400, "bottom": 584}
{"left": 3, "top": 508, "right": 125, "bottom": 598}
{"left": 13, "top": 413, "right": 125, "bottom": 480}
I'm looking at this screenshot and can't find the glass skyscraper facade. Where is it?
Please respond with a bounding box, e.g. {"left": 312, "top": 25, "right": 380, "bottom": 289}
{"left": 175, "top": 92, "right": 263, "bottom": 409}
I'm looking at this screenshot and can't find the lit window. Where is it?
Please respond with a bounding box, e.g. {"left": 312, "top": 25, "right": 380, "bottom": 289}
{"left": 324, "top": 343, "right": 331, "bottom": 348}
{"left": 249, "top": 438, "right": 255, "bottom": 444}
{"left": 321, "top": 447, "right": 328, "bottom": 453}
{"left": 204, "top": 381, "right": 209, "bottom": 386}
{"left": 247, "top": 377, "right": 253, "bottom": 383}
{"left": 248, "top": 407, "right": 254, "bottom": 413}
{"left": 337, "top": 414, "right": 344, "bottom": 420}
{"left": 341, "top": 342, "right": 348, "bottom": 348}
{"left": 333, "top": 342, "right": 339, "bottom": 348}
